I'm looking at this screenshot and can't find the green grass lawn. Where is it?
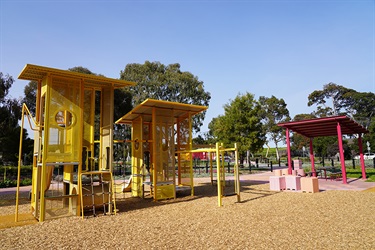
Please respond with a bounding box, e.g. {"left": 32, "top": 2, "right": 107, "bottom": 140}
{"left": 301, "top": 165, "right": 375, "bottom": 182}
{"left": 345, "top": 167, "right": 375, "bottom": 182}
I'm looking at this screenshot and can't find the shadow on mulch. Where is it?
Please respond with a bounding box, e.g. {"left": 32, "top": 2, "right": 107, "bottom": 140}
{"left": 0, "top": 191, "right": 30, "bottom": 208}
{"left": 115, "top": 183, "right": 219, "bottom": 214}
{"left": 114, "top": 180, "right": 277, "bottom": 214}
{"left": 0, "top": 179, "right": 279, "bottom": 219}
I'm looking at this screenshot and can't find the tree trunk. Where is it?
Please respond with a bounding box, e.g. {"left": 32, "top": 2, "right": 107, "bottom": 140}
{"left": 275, "top": 143, "right": 280, "bottom": 160}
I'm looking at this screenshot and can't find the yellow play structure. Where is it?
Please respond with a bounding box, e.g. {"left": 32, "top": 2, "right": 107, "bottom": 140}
{"left": 15, "top": 64, "right": 241, "bottom": 223}
{"left": 115, "top": 99, "right": 208, "bottom": 200}
{"left": 116, "top": 99, "right": 240, "bottom": 206}
{"left": 16, "top": 64, "right": 135, "bottom": 222}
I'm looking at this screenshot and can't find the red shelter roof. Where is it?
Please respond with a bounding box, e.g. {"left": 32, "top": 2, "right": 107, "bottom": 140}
{"left": 278, "top": 115, "right": 369, "bottom": 138}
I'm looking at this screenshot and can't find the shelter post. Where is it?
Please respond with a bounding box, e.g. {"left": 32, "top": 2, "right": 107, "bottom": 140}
{"left": 358, "top": 134, "right": 367, "bottom": 180}
{"left": 309, "top": 138, "right": 316, "bottom": 177}
{"left": 286, "top": 128, "right": 292, "bottom": 174}
{"left": 336, "top": 122, "right": 347, "bottom": 184}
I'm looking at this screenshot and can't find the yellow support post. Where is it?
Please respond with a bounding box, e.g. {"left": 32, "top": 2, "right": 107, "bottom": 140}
{"left": 15, "top": 105, "right": 26, "bottom": 222}
{"left": 210, "top": 152, "right": 213, "bottom": 185}
{"left": 189, "top": 112, "right": 194, "bottom": 196}
{"left": 152, "top": 107, "right": 157, "bottom": 201}
{"left": 216, "top": 143, "right": 222, "bottom": 207}
{"left": 234, "top": 143, "right": 241, "bottom": 202}
{"left": 39, "top": 75, "right": 52, "bottom": 222}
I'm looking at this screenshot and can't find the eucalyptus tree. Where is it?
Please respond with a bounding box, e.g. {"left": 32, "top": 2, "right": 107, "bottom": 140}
{"left": 290, "top": 114, "right": 316, "bottom": 152}
{"left": 307, "top": 82, "right": 375, "bottom": 155}
{"left": 258, "top": 95, "right": 290, "bottom": 160}
{"left": 307, "top": 82, "right": 351, "bottom": 116}
{"left": 120, "top": 61, "right": 211, "bottom": 133}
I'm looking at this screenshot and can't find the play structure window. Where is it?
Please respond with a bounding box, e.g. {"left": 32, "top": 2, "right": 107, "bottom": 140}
{"left": 134, "top": 140, "right": 140, "bottom": 150}
{"left": 55, "top": 110, "right": 74, "bottom": 128}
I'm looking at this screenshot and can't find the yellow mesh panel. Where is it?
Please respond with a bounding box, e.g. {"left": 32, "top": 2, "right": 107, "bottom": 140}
{"left": 45, "top": 77, "right": 81, "bottom": 163}
{"left": 179, "top": 153, "right": 191, "bottom": 186}
{"left": 154, "top": 110, "right": 175, "bottom": 184}
{"left": 177, "top": 117, "right": 191, "bottom": 186}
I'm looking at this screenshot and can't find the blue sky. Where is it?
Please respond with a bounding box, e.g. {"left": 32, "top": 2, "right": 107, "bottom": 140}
{"left": 1, "top": 0, "right": 374, "bottom": 135}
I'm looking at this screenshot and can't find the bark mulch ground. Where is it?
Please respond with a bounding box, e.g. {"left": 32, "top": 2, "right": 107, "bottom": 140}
{"left": 1, "top": 179, "right": 374, "bottom": 249}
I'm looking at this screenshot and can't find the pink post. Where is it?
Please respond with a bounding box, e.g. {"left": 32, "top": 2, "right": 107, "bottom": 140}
{"left": 286, "top": 128, "right": 292, "bottom": 175}
{"left": 358, "top": 135, "right": 367, "bottom": 180}
{"left": 337, "top": 122, "right": 347, "bottom": 184}
{"left": 309, "top": 138, "right": 316, "bottom": 177}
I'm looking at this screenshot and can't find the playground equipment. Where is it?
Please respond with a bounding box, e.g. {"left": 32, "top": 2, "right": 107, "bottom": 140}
{"left": 116, "top": 100, "right": 240, "bottom": 206}
{"left": 15, "top": 64, "right": 241, "bottom": 223}
{"left": 16, "top": 64, "right": 135, "bottom": 222}
{"left": 114, "top": 175, "right": 132, "bottom": 194}
{"left": 116, "top": 99, "right": 208, "bottom": 200}
{"left": 187, "top": 143, "right": 240, "bottom": 206}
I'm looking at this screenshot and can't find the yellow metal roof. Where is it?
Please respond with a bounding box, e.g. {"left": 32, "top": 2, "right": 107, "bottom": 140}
{"left": 115, "top": 99, "right": 208, "bottom": 124}
{"left": 18, "top": 64, "right": 135, "bottom": 88}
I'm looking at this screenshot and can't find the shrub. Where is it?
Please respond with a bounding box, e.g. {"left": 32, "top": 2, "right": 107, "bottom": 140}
{"left": 0, "top": 178, "right": 32, "bottom": 188}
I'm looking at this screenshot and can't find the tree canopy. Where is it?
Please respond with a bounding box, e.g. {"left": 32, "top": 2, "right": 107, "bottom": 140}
{"left": 120, "top": 61, "right": 211, "bottom": 133}
{"left": 308, "top": 82, "right": 375, "bottom": 126}
{"left": 303, "top": 82, "right": 375, "bottom": 157}
{"left": 23, "top": 80, "right": 37, "bottom": 116}
{"left": 209, "top": 92, "right": 266, "bottom": 162}
{"left": 307, "top": 82, "right": 351, "bottom": 116}
{"left": 258, "top": 95, "right": 290, "bottom": 159}
{"left": 0, "top": 72, "right": 33, "bottom": 164}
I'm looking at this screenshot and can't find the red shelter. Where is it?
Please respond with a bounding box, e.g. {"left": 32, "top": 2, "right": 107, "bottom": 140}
{"left": 278, "top": 116, "right": 369, "bottom": 184}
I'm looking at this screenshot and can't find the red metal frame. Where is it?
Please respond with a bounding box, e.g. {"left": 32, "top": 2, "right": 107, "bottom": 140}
{"left": 278, "top": 116, "right": 369, "bottom": 184}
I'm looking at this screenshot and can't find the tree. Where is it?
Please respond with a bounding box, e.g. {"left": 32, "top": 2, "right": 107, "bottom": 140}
{"left": 23, "top": 80, "right": 37, "bottom": 116}
{"left": 290, "top": 114, "right": 316, "bottom": 153}
{"left": 0, "top": 73, "right": 24, "bottom": 164}
{"left": 307, "top": 82, "right": 351, "bottom": 116}
{"left": 308, "top": 83, "right": 375, "bottom": 155}
{"left": 258, "top": 95, "right": 290, "bottom": 160}
{"left": 209, "top": 92, "right": 266, "bottom": 164}
{"left": 68, "top": 66, "right": 95, "bottom": 75}
{"left": 342, "top": 91, "right": 375, "bottom": 127}
{"left": 363, "top": 117, "right": 375, "bottom": 153}
{"left": 120, "top": 61, "right": 211, "bottom": 133}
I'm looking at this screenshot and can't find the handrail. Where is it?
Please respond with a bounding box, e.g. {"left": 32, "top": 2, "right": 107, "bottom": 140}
{"left": 22, "top": 103, "right": 42, "bottom": 131}
{"left": 15, "top": 104, "right": 42, "bottom": 222}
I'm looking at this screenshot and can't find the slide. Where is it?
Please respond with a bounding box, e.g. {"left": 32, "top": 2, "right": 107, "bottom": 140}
{"left": 114, "top": 176, "right": 132, "bottom": 193}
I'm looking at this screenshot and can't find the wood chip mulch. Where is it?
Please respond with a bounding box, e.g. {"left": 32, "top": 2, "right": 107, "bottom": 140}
{"left": 1, "top": 180, "right": 374, "bottom": 249}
